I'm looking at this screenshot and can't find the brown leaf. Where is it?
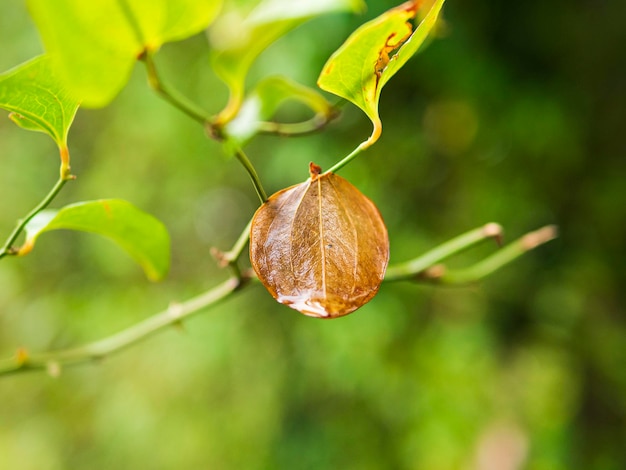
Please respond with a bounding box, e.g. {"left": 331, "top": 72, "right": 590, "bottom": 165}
{"left": 250, "top": 163, "right": 389, "bottom": 319}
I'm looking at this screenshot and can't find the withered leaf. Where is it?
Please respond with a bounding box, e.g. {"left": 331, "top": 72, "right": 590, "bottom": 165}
{"left": 250, "top": 163, "right": 389, "bottom": 319}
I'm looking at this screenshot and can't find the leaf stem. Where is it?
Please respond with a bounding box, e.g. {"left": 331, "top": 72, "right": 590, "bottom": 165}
{"left": 0, "top": 175, "right": 69, "bottom": 260}
{"left": 141, "top": 54, "right": 268, "bottom": 203}
{"left": 324, "top": 119, "right": 382, "bottom": 174}
{"left": 257, "top": 109, "right": 341, "bottom": 137}
{"left": 0, "top": 277, "right": 244, "bottom": 376}
{"left": 230, "top": 145, "right": 268, "bottom": 203}
{"left": 141, "top": 52, "right": 212, "bottom": 125}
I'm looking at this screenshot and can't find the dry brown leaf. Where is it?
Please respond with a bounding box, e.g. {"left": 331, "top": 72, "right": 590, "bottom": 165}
{"left": 250, "top": 163, "right": 389, "bottom": 319}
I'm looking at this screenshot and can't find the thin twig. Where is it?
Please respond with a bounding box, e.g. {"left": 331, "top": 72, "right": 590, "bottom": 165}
{"left": 385, "top": 224, "right": 557, "bottom": 284}
{"left": 0, "top": 223, "right": 556, "bottom": 377}
{"left": 434, "top": 225, "right": 558, "bottom": 284}
{"left": 141, "top": 52, "right": 212, "bottom": 125}
{"left": 385, "top": 223, "right": 503, "bottom": 281}
{"left": 0, "top": 176, "right": 70, "bottom": 260}
{"left": 0, "top": 276, "right": 245, "bottom": 376}
{"left": 231, "top": 145, "right": 268, "bottom": 203}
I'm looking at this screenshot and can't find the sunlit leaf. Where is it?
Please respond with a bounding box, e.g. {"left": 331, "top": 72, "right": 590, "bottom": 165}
{"left": 250, "top": 162, "right": 389, "bottom": 318}
{"left": 0, "top": 56, "right": 79, "bottom": 149}
{"left": 210, "top": 0, "right": 364, "bottom": 123}
{"left": 318, "top": 0, "right": 445, "bottom": 132}
{"left": 226, "top": 75, "right": 334, "bottom": 145}
{"left": 27, "top": 0, "right": 223, "bottom": 107}
{"left": 20, "top": 199, "right": 170, "bottom": 281}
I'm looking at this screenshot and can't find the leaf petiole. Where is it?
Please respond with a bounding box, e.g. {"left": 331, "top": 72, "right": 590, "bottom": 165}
{"left": 0, "top": 277, "right": 243, "bottom": 376}
{"left": 229, "top": 144, "right": 268, "bottom": 203}
{"left": 324, "top": 119, "right": 382, "bottom": 174}
{"left": 0, "top": 175, "right": 69, "bottom": 260}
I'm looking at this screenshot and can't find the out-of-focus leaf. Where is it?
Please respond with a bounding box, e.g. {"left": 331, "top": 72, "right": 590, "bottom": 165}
{"left": 226, "top": 75, "right": 334, "bottom": 145}
{"left": 20, "top": 199, "right": 170, "bottom": 281}
{"left": 318, "top": 0, "right": 445, "bottom": 132}
{"left": 0, "top": 56, "right": 79, "bottom": 149}
{"left": 27, "top": 0, "right": 222, "bottom": 107}
{"left": 210, "top": 0, "right": 364, "bottom": 123}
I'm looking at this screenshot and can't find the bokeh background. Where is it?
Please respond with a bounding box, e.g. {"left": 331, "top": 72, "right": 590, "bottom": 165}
{"left": 1, "top": 0, "right": 624, "bottom": 469}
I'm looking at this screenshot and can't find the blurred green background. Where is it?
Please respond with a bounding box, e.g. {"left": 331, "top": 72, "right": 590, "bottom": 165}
{"left": 1, "top": 1, "right": 625, "bottom": 469}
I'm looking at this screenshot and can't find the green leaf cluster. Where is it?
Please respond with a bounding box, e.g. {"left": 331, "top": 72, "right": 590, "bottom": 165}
{"left": 0, "top": 0, "right": 447, "bottom": 284}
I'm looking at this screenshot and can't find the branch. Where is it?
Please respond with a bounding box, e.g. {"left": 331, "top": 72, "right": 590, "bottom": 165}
{"left": 0, "top": 276, "right": 246, "bottom": 376}
{"left": 324, "top": 114, "right": 382, "bottom": 175}
{"left": 141, "top": 52, "right": 212, "bottom": 125}
{"left": 0, "top": 223, "right": 556, "bottom": 377}
{"left": 0, "top": 173, "right": 71, "bottom": 260}
{"left": 385, "top": 224, "right": 558, "bottom": 283}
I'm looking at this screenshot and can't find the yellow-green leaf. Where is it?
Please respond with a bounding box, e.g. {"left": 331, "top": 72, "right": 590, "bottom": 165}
{"left": 20, "top": 199, "right": 170, "bottom": 281}
{"left": 0, "top": 56, "right": 79, "bottom": 149}
{"left": 27, "top": 0, "right": 223, "bottom": 107}
{"left": 210, "top": 0, "right": 364, "bottom": 124}
{"left": 318, "top": 0, "right": 445, "bottom": 133}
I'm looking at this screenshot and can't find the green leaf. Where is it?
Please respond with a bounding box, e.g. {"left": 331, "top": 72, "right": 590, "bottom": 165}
{"left": 20, "top": 199, "right": 170, "bottom": 281}
{"left": 0, "top": 56, "right": 79, "bottom": 149}
{"left": 226, "top": 75, "right": 334, "bottom": 145}
{"left": 318, "top": 0, "right": 445, "bottom": 132}
{"left": 210, "top": 0, "right": 364, "bottom": 124}
{"left": 27, "top": 0, "right": 223, "bottom": 107}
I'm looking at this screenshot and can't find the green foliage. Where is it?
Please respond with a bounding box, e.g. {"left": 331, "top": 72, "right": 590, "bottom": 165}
{"left": 210, "top": 0, "right": 364, "bottom": 123}
{"left": 21, "top": 200, "right": 170, "bottom": 281}
{"left": 318, "top": 0, "right": 445, "bottom": 137}
{"left": 27, "top": 0, "right": 222, "bottom": 107}
{"left": 2, "top": 0, "right": 622, "bottom": 468}
{"left": 0, "top": 55, "right": 78, "bottom": 150}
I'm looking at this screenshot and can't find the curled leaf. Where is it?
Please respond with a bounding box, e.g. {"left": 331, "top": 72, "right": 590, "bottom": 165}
{"left": 0, "top": 56, "right": 79, "bottom": 150}
{"left": 19, "top": 199, "right": 170, "bottom": 281}
{"left": 318, "top": 0, "right": 445, "bottom": 136}
{"left": 250, "top": 163, "right": 389, "bottom": 318}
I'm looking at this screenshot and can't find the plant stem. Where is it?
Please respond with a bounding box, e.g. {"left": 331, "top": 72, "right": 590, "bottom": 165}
{"left": 324, "top": 118, "right": 382, "bottom": 174}
{"left": 436, "top": 225, "right": 558, "bottom": 284}
{"left": 0, "top": 277, "right": 243, "bottom": 376}
{"left": 385, "top": 224, "right": 557, "bottom": 283}
{"left": 0, "top": 222, "right": 556, "bottom": 377}
{"left": 231, "top": 146, "right": 268, "bottom": 203}
{"left": 257, "top": 109, "right": 340, "bottom": 137}
{"left": 141, "top": 54, "right": 268, "bottom": 204}
{"left": 0, "top": 176, "right": 69, "bottom": 260}
{"left": 220, "top": 218, "right": 252, "bottom": 265}
{"left": 141, "top": 53, "right": 212, "bottom": 125}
